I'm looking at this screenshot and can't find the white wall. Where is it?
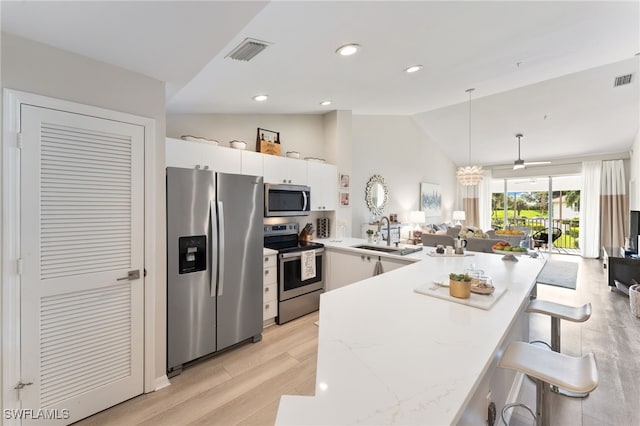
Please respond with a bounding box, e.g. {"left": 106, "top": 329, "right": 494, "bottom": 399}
{"left": 630, "top": 130, "right": 640, "bottom": 210}
{"left": 323, "top": 110, "right": 353, "bottom": 237}
{"left": 166, "top": 113, "right": 326, "bottom": 160}
{"left": 1, "top": 32, "right": 167, "bottom": 394}
{"left": 351, "top": 115, "right": 458, "bottom": 235}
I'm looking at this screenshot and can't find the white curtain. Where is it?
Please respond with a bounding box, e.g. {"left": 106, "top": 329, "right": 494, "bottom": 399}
{"left": 478, "top": 169, "right": 493, "bottom": 231}
{"left": 580, "top": 160, "right": 601, "bottom": 258}
{"left": 600, "top": 160, "right": 628, "bottom": 249}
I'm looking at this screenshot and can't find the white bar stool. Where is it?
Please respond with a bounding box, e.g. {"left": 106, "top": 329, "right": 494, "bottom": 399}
{"left": 499, "top": 341, "right": 598, "bottom": 426}
{"left": 526, "top": 299, "right": 592, "bottom": 397}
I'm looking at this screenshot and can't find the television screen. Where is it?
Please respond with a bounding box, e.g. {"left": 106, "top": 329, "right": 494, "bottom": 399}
{"left": 631, "top": 210, "right": 639, "bottom": 250}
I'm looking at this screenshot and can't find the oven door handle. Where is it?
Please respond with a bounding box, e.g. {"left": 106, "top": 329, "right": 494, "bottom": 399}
{"left": 280, "top": 248, "right": 324, "bottom": 260}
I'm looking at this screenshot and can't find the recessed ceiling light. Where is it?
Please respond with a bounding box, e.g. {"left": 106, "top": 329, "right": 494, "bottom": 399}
{"left": 336, "top": 44, "right": 360, "bottom": 56}
{"left": 404, "top": 65, "right": 423, "bottom": 73}
{"left": 320, "top": 100, "right": 332, "bottom": 106}
{"left": 252, "top": 94, "right": 268, "bottom": 102}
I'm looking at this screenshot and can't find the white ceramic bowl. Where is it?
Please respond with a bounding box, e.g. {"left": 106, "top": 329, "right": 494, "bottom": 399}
{"left": 230, "top": 140, "right": 247, "bottom": 150}
{"left": 286, "top": 151, "right": 300, "bottom": 158}
{"left": 181, "top": 135, "right": 218, "bottom": 145}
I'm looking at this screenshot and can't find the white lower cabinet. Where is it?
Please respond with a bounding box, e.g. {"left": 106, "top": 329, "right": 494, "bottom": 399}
{"left": 380, "top": 257, "right": 411, "bottom": 273}
{"left": 325, "top": 249, "right": 413, "bottom": 292}
{"left": 263, "top": 253, "right": 278, "bottom": 325}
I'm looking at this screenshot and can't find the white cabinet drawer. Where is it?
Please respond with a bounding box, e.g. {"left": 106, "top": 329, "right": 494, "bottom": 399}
{"left": 263, "top": 299, "right": 278, "bottom": 321}
{"left": 263, "top": 283, "right": 277, "bottom": 303}
{"left": 263, "top": 266, "right": 277, "bottom": 285}
{"left": 263, "top": 255, "right": 276, "bottom": 269}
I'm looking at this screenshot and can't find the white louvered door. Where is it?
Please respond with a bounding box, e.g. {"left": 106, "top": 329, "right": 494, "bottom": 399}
{"left": 20, "top": 105, "right": 144, "bottom": 424}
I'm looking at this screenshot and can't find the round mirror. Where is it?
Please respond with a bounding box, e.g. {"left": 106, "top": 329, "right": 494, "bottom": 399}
{"left": 365, "top": 175, "right": 389, "bottom": 216}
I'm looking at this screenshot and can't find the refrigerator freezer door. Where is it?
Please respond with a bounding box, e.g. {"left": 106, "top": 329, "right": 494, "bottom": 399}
{"left": 166, "top": 167, "right": 217, "bottom": 371}
{"left": 216, "top": 173, "right": 264, "bottom": 351}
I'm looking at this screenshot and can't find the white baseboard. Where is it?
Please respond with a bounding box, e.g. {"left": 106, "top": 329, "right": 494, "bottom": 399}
{"left": 154, "top": 375, "right": 171, "bottom": 391}
{"left": 503, "top": 372, "right": 525, "bottom": 424}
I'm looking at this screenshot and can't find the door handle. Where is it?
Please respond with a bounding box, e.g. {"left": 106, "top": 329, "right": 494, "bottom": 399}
{"left": 217, "top": 200, "right": 225, "bottom": 297}
{"left": 14, "top": 381, "right": 33, "bottom": 390}
{"left": 117, "top": 270, "right": 140, "bottom": 281}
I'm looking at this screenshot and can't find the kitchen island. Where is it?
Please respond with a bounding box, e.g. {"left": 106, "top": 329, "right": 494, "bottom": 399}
{"left": 276, "top": 239, "right": 546, "bottom": 425}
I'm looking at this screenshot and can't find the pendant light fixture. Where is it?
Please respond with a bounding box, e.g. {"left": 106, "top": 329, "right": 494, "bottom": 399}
{"left": 456, "top": 88, "right": 484, "bottom": 186}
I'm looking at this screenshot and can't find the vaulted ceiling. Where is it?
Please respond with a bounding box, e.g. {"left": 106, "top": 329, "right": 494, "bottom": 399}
{"left": 2, "top": 1, "right": 638, "bottom": 168}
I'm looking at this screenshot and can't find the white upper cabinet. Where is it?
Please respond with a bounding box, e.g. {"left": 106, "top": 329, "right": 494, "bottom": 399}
{"left": 165, "top": 138, "right": 241, "bottom": 174}
{"left": 307, "top": 162, "right": 337, "bottom": 211}
{"left": 263, "top": 155, "right": 307, "bottom": 185}
{"left": 241, "top": 150, "right": 264, "bottom": 177}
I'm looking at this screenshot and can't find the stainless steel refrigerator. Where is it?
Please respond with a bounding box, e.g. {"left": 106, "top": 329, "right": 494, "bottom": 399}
{"left": 166, "top": 167, "right": 263, "bottom": 376}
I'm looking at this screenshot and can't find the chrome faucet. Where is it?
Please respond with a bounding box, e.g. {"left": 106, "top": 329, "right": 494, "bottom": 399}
{"left": 378, "top": 216, "right": 391, "bottom": 246}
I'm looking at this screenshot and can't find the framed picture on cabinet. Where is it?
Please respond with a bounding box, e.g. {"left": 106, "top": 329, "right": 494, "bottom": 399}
{"left": 256, "top": 128, "right": 281, "bottom": 156}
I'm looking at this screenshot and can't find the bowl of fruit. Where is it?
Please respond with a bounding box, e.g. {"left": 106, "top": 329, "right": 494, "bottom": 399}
{"left": 491, "top": 242, "right": 527, "bottom": 256}
{"left": 495, "top": 229, "right": 524, "bottom": 235}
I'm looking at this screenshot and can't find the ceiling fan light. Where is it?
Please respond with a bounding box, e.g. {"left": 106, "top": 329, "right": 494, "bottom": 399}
{"left": 513, "top": 159, "right": 526, "bottom": 170}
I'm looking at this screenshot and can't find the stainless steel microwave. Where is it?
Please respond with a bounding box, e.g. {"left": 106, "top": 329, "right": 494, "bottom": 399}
{"left": 264, "top": 183, "right": 311, "bottom": 217}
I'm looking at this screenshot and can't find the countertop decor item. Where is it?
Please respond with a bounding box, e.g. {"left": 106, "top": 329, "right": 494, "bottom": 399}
{"left": 449, "top": 273, "right": 472, "bottom": 299}
{"left": 181, "top": 135, "right": 219, "bottom": 145}
{"left": 257, "top": 128, "right": 281, "bottom": 156}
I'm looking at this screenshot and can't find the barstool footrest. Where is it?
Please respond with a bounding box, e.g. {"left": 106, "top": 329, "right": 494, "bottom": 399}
{"left": 551, "top": 387, "right": 590, "bottom": 399}
{"left": 529, "top": 339, "right": 552, "bottom": 350}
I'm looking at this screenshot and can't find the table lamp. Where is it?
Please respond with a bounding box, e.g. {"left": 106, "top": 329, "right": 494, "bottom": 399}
{"left": 452, "top": 210, "right": 466, "bottom": 227}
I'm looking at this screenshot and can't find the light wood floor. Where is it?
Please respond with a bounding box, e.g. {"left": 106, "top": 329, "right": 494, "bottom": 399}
{"left": 78, "top": 254, "right": 638, "bottom": 426}
{"left": 77, "top": 312, "right": 319, "bottom": 426}
{"left": 511, "top": 254, "right": 640, "bottom": 426}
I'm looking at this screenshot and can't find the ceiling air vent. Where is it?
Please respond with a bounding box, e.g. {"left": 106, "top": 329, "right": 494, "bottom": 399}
{"left": 225, "top": 38, "right": 271, "bottom": 62}
{"left": 613, "top": 74, "right": 633, "bottom": 87}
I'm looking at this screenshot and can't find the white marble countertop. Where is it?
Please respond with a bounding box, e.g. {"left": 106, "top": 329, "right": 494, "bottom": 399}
{"left": 276, "top": 238, "right": 546, "bottom": 425}
{"left": 314, "top": 237, "right": 424, "bottom": 262}
{"left": 263, "top": 247, "right": 278, "bottom": 256}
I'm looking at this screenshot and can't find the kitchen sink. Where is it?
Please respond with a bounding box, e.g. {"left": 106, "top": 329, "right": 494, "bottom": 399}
{"left": 351, "top": 244, "right": 423, "bottom": 256}
{"left": 394, "top": 246, "right": 423, "bottom": 256}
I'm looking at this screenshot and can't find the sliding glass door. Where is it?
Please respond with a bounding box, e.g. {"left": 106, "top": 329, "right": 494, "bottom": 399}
{"left": 491, "top": 175, "right": 581, "bottom": 254}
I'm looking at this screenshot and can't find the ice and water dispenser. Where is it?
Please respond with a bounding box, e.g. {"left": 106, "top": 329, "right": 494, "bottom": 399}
{"left": 178, "top": 236, "right": 206, "bottom": 274}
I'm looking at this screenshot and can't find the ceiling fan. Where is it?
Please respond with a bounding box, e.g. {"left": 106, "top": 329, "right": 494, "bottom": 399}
{"left": 513, "top": 133, "right": 551, "bottom": 170}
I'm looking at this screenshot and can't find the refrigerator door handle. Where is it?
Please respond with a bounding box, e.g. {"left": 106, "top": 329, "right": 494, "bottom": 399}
{"left": 210, "top": 200, "right": 218, "bottom": 298}
{"left": 302, "top": 191, "right": 308, "bottom": 211}
{"left": 217, "top": 200, "right": 225, "bottom": 297}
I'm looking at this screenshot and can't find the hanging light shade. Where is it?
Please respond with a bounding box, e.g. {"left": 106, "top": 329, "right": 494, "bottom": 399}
{"left": 457, "top": 88, "right": 483, "bottom": 186}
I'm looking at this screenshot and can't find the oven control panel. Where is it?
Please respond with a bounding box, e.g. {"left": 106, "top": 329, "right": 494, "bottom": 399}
{"left": 264, "top": 223, "right": 299, "bottom": 236}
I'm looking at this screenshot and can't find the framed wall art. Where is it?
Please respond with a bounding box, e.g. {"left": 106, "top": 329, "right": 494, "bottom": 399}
{"left": 340, "top": 174, "right": 350, "bottom": 189}
{"left": 420, "top": 182, "right": 442, "bottom": 217}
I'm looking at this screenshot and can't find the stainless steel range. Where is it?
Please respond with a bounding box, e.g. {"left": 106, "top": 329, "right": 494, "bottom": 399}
{"left": 264, "top": 223, "right": 324, "bottom": 324}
